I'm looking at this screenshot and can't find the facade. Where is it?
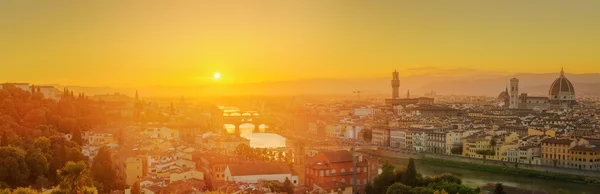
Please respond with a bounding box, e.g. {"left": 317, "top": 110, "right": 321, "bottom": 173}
{"left": 569, "top": 145, "right": 600, "bottom": 170}
{"left": 390, "top": 129, "right": 406, "bottom": 149}
{"left": 371, "top": 128, "right": 390, "bottom": 146}
{"left": 412, "top": 131, "right": 427, "bottom": 152}
{"left": 426, "top": 131, "right": 446, "bottom": 154}
{"left": 142, "top": 127, "right": 180, "bottom": 140}
{"left": 125, "top": 156, "right": 145, "bottom": 186}
{"left": 506, "top": 68, "right": 577, "bottom": 109}
{"left": 518, "top": 146, "right": 541, "bottom": 164}
{"left": 509, "top": 78, "right": 519, "bottom": 109}
{"left": 407, "top": 105, "right": 458, "bottom": 117}
{"left": 305, "top": 150, "right": 378, "bottom": 192}
{"left": 224, "top": 163, "right": 293, "bottom": 184}
{"left": 313, "top": 182, "right": 353, "bottom": 194}
{"left": 169, "top": 169, "right": 204, "bottom": 182}
{"left": 384, "top": 70, "right": 435, "bottom": 107}
{"left": 541, "top": 138, "right": 575, "bottom": 167}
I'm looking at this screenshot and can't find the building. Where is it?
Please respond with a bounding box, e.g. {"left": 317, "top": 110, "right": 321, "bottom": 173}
{"left": 313, "top": 182, "right": 353, "bottom": 194}
{"left": 509, "top": 78, "right": 519, "bottom": 109}
{"left": 169, "top": 169, "right": 204, "bottom": 182}
{"left": 224, "top": 163, "right": 295, "bottom": 184}
{"left": 426, "top": 131, "right": 446, "bottom": 154}
{"left": 569, "top": 145, "right": 600, "bottom": 170}
{"left": 406, "top": 105, "right": 458, "bottom": 117}
{"left": 305, "top": 150, "right": 378, "bottom": 192}
{"left": 371, "top": 128, "right": 390, "bottom": 146}
{"left": 518, "top": 146, "right": 541, "bottom": 165}
{"left": 142, "top": 127, "right": 180, "bottom": 140}
{"left": 125, "top": 156, "right": 145, "bottom": 186}
{"left": 390, "top": 129, "right": 406, "bottom": 149}
{"left": 384, "top": 70, "right": 435, "bottom": 107}
{"left": 541, "top": 138, "right": 575, "bottom": 167}
{"left": 391, "top": 70, "right": 400, "bottom": 99}
{"left": 505, "top": 68, "right": 577, "bottom": 109}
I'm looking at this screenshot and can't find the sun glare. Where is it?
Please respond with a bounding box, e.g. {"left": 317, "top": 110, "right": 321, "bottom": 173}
{"left": 213, "top": 72, "right": 221, "bottom": 80}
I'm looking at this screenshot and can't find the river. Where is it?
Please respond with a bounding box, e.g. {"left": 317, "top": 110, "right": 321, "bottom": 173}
{"left": 389, "top": 159, "right": 599, "bottom": 194}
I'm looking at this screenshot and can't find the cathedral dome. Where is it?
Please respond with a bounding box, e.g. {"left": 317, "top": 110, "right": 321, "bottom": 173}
{"left": 548, "top": 68, "right": 575, "bottom": 100}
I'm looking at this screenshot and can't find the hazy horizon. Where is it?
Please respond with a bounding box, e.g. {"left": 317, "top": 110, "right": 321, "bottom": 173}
{"left": 2, "top": 0, "right": 600, "bottom": 91}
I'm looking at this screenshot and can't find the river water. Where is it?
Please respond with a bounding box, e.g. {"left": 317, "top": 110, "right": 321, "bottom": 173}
{"left": 390, "top": 159, "right": 598, "bottom": 194}
{"left": 224, "top": 123, "right": 287, "bottom": 148}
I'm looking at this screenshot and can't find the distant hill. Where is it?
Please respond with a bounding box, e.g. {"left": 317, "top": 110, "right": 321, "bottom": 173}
{"left": 48, "top": 72, "right": 600, "bottom": 97}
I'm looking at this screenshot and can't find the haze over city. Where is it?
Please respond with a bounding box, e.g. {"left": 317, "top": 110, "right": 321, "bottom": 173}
{"left": 1, "top": 1, "right": 600, "bottom": 194}
{"left": 2, "top": 1, "right": 600, "bottom": 97}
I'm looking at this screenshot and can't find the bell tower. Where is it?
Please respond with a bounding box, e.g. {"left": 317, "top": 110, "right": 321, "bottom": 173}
{"left": 391, "top": 70, "right": 400, "bottom": 99}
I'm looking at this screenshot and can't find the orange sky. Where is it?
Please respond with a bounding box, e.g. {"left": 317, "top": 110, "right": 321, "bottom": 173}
{"left": 1, "top": 1, "right": 599, "bottom": 88}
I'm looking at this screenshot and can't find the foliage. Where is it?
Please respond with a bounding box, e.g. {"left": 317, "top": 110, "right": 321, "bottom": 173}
{"left": 235, "top": 144, "right": 289, "bottom": 163}
{"left": 10, "top": 188, "right": 39, "bottom": 194}
{"left": 556, "top": 188, "right": 570, "bottom": 194}
{"left": 91, "top": 147, "right": 123, "bottom": 192}
{"left": 409, "top": 187, "right": 435, "bottom": 194}
{"left": 450, "top": 147, "right": 462, "bottom": 155}
{"left": 0, "top": 147, "right": 30, "bottom": 187}
{"left": 372, "top": 161, "right": 397, "bottom": 194}
{"left": 403, "top": 159, "right": 419, "bottom": 187}
{"left": 0, "top": 85, "right": 103, "bottom": 188}
{"left": 433, "top": 190, "right": 449, "bottom": 194}
{"left": 57, "top": 161, "right": 93, "bottom": 193}
{"left": 475, "top": 150, "right": 495, "bottom": 156}
{"left": 367, "top": 159, "right": 480, "bottom": 194}
{"left": 421, "top": 158, "right": 600, "bottom": 184}
{"left": 130, "top": 181, "right": 141, "bottom": 194}
{"left": 494, "top": 183, "right": 506, "bottom": 194}
{"left": 386, "top": 183, "right": 411, "bottom": 194}
{"left": 283, "top": 177, "right": 294, "bottom": 194}
{"left": 427, "top": 182, "right": 479, "bottom": 194}
{"left": 421, "top": 173, "right": 462, "bottom": 186}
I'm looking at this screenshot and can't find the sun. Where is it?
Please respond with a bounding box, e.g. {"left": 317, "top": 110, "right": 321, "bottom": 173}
{"left": 213, "top": 72, "right": 221, "bottom": 80}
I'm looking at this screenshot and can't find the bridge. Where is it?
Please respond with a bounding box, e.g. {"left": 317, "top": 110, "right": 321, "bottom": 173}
{"left": 221, "top": 110, "right": 281, "bottom": 134}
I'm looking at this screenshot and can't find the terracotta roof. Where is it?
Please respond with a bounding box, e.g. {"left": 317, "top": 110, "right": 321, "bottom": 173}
{"left": 315, "top": 181, "right": 352, "bottom": 190}
{"left": 321, "top": 150, "right": 353, "bottom": 163}
{"left": 541, "top": 138, "right": 574, "bottom": 145}
{"left": 227, "top": 163, "right": 291, "bottom": 176}
{"left": 571, "top": 145, "right": 599, "bottom": 152}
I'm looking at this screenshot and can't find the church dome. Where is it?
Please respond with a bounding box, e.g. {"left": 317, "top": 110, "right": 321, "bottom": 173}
{"left": 548, "top": 68, "right": 575, "bottom": 100}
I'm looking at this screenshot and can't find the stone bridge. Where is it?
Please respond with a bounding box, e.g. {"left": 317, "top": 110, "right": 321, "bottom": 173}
{"left": 222, "top": 111, "right": 280, "bottom": 134}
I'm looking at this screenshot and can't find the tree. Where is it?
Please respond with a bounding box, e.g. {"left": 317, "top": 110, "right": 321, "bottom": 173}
{"left": 557, "top": 188, "right": 571, "bottom": 194}
{"left": 1, "top": 131, "right": 7, "bottom": 147}
{"left": 33, "top": 137, "right": 51, "bottom": 153}
{"left": 26, "top": 151, "right": 49, "bottom": 183}
{"left": 57, "top": 161, "right": 92, "bottom": 193}
{"left": 71, "top": 128, "right": 83, "bottom": 146}
{"left": 403, "top": 158, "right": 418, "bottom": 187}
{"left": 372, "top": 162, "right": 396, "bottom": 194}
{"left": 11, "top": 187, "right": 39, "bottom": 194}
{"left": 385, "top": 183, "right": 411, "bottom": 194}
{"left": 91, "top": 147, "right": 121, "bottom": 192}
{"left": 130, "top": 181, "right": 141, "bottom": 194}
{"left": 427, "top": 182, "right": 479, "bottom": 194}
{"left": 283, "top": 177, "right": 294, "bottom": 194}
{"left": 34, "top": 176, "right": 50, "bottom": 190}
{"left": 0, "top": 147, "right": 30, "bottom": 187}
{"left": 434, "top": 190, "right": 449, "bottom": 194}
{"left": 494, "top": 183, "right": 506, "bottom": 194}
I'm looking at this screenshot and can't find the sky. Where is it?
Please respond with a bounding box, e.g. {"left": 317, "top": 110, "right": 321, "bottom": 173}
{"left": 1, "top": 0, "right": 599, "bottom": 88}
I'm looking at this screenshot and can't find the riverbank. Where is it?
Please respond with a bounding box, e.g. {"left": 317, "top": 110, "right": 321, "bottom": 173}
{"left": 420, "top": 157, "right": 600, "bottom": 185}
{"left": 358, "top": 148, "right": 600, "bottom": 186}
